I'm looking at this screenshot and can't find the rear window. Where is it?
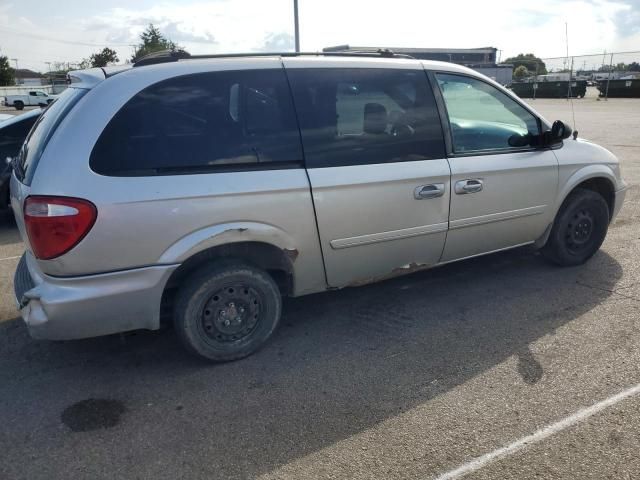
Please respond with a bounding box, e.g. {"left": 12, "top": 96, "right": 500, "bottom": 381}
{"left": 16, "top": 88, "right": 86, "bottom": 185}
{"left": 90, "top": 69, "right": 303, "bottom": 176}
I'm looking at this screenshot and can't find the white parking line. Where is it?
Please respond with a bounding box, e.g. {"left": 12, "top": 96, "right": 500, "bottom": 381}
{"left": 434, "top": 383, "right": 640, "bottom": 480}
{"left": 0, "top": 255, "right": 21, "bottom": 261}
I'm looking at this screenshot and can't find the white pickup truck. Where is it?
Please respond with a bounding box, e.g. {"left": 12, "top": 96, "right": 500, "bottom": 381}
{"left": 4, "top": 91, "right": 57, "bottom": 110}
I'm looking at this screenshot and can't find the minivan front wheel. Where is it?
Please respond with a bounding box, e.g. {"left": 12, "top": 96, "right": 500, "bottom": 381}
{"left": 541, "top": 188, "right": 609, "bottom": 266}
{"left": 174, "top": 261, "right": 282, "bottom": 362}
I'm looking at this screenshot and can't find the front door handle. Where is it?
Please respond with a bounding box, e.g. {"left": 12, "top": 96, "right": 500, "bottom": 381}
{"left": 414, "top": 183, "right": 445, "bottom": 200}
{"left": 455, "top": 179, "right": 484, "bottom": 195}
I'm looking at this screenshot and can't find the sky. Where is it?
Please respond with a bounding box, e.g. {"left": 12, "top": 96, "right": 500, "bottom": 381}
{"left": 0, "top": 0, "right": 639, "bottom": 72}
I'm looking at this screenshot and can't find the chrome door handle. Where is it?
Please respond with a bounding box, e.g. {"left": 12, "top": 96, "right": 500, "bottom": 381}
{"left": 414, "top": 183, "right": 445, "bottom": 200}
{"left": 455, "top": 179, "right": 484, "bottom": 195}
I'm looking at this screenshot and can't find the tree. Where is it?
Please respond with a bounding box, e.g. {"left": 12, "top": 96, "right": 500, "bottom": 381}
{"left": 89, "top": 47, "right": 119, "bottom": 68}
{"left": 78, "top": 58, "right": 92, "bottom": 70}
{"left": 51, "top": 62, "right": 73, "bottom": 73}
{"left": 503, "top": 53, "right": 547, "bottom": 75}
{"left": 513, "top": 65, "right": 529, "bottom": 79}
{"left": 629, "top": 62, "right": 640, "bottom": 72}
{"left": 0, "top": 56, "right": 14, "bottom": 86}
{"left": 131, "top": 24, "right": 178, "bottom": 62}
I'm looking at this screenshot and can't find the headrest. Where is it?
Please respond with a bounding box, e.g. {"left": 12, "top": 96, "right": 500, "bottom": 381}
{"left": 363, "top": 103, "right": 388, "bottom": 134}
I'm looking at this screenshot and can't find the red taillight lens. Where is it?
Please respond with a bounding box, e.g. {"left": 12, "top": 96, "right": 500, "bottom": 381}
{"left": 24, "top": 196, "right": 97, "bottom": 260}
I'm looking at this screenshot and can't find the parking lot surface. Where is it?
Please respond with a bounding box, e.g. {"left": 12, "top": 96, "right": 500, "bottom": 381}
{"left": 0, "top": 90, "right": 639, "bottom": 479}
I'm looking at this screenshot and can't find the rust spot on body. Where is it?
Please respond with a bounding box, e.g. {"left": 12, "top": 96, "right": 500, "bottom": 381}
{"left": 348, "top": 262, "right": 430, "bottom": 287}
{"left": 283, "top": 248, "right": 299, "bottom": 262}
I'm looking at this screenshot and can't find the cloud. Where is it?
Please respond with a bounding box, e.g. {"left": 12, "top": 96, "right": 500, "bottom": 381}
{"left": 162, "top": 21, "right": 217, "bottom": 44}
{"left": 259, "top": 32, "right": 294, "bottom": 52}
{"left": 2, "top": 0, "right": 640, "bottom": 72}
{"left": 513, "top": 9, "right": 554, "bottom": 28}
{"left": 82, "top": 1, "right": 291, "bottom": 55}
{"left": 613, "top": 0, "right": 640, "bottom": 37}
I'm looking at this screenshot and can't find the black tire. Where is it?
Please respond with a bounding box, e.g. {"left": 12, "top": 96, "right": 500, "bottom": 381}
{"left": 541, "top": 188, "right": 609, "bottom": 266}
{"left": 174, "top": 261, "right": 282, "bottom": 362}
{"left": 14, "top": 101, "right": 24, "bottom": 111}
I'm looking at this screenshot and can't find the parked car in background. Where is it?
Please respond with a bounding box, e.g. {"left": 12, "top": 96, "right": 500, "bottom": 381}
{"left": 0, "top": 109, "right": 41, "bottom": 212}
{"left": 4, "top": 91, "right": 57, "bottom": 110}
{"left": 12, "top": 53, "right": 627, "bottom": 362}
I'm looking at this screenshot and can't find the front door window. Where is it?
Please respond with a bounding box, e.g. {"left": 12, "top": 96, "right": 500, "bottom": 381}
{"left": 436, "top": 73, "right": 539, "bottom": 153}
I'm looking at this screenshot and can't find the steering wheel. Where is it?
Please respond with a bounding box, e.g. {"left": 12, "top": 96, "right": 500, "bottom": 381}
{"left": 390, "top": 122, "right": 415, "bottom": 138}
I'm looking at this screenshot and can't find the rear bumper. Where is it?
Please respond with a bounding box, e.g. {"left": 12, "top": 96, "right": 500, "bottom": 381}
{"left": 14, "top": 253, "right": 178, "bottom": 340}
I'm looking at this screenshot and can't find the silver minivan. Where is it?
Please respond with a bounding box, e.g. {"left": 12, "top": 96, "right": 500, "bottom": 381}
{"left": 12, "top": 51, "right": 627, "bottom": 361}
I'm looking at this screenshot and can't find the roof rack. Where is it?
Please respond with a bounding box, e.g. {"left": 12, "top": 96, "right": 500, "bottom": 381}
{"left": 132, "top": 48, "right": 414, "bottom": 67}
{"left": 133, "top": 49, "right": 192, "bottom": 67}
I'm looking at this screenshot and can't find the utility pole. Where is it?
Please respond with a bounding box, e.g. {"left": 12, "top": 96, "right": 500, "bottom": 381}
{"left": 45, "top": 61, "right": 52, "bottom": 87}
{"left": 293, "top": 0, "right": 300, "bottom": 52}
{"left": 605, "top": 52, "right": 614, "bottom": 101}
{"left": 10, "top": 58, "right": 18, "bottom": 85}
{"left": 564, "top": 22, "right": 569, "bottom": 72}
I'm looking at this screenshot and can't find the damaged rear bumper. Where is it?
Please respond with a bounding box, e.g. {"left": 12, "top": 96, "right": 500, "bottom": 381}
{"left": 14, "top": 253, "right": 178, "bottom": 340}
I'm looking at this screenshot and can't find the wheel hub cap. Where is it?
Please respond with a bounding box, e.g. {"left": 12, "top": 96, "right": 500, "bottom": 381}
{"left": 201, "top": 285, "right": 261, "bottom": 342}
{"left": 566, "top": 209, "right": 595, "bottom": 251}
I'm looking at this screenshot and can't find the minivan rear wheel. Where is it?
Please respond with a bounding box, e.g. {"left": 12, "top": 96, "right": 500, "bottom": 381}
{"left": 174, "top": 261, "right": 282, "bottom": 362}
{"left": 541, "top": 188, "right": 609, "bottom": 266}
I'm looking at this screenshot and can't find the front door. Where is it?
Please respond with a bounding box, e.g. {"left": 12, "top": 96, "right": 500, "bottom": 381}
{"left": 285, "top": 60, "right": 450, "bottom": 287}
{"left": 432, "top": 72, "right": 559, "bottom": 262}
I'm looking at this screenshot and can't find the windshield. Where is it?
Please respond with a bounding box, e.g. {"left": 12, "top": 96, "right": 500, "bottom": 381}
{"left": 16, "top": 87, "right": 86, "bottom": 185}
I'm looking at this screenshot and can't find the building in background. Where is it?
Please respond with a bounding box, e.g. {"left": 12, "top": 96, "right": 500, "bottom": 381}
{"left": 14, "top": 69, "right": 45, "bottom": 86}
{"left": 323, "top": 45, "right": 514, "bottom": 85}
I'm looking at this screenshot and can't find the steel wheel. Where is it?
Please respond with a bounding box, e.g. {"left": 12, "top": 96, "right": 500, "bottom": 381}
{"left": 174, "top": 261, "right": 282, "bottom": 362}
{"left": 565, "top": 208, "right": 595, "bottom": 255}
{"left": 201, "top": 284, "right": 262, "bottom": 343}
{"left": 541, "top": 188, "right": 609, "bottom": 267}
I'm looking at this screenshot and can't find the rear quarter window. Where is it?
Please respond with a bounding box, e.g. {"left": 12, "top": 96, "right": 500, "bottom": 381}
{"left": 90, "top": 69, "right": 303, "bottom": 176}
{"left": 17, "top": 88, "right": 86, "bottom": 185}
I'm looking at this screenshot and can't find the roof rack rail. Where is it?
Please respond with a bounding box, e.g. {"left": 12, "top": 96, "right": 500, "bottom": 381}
{"left": 133, "top": 49, "right": 192, "bottom": 67}
{"left": 133, "top": 48, "right": 414, "bottom": 67}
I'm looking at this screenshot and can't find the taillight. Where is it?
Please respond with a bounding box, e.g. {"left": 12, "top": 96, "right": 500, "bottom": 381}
{"left": 24, "top": 196, "right": 97, "bottom": 260}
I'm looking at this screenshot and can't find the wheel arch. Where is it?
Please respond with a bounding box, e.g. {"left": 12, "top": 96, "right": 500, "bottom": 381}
{"left": 159, "top": 223, "right": 300, "bottom": 322}
{"left": 557, "top": 167, "right": 617, "bottom": 220}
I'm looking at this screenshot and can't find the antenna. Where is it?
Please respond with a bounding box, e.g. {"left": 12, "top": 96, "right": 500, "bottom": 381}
{"left": 565, "top": 22, "right": 577, "bottom": 138}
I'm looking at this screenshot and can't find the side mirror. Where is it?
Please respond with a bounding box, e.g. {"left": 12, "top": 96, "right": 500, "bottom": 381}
{"left": 551, "top": 120, "right": 572, "bottom": 141}
{"left": 543, "top": 120, "right": 572, "bottom": 146}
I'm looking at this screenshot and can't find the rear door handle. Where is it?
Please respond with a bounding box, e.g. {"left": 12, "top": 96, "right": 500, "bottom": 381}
{"left": 455, "top": 179, "right": 484, "bottom": 195}
{"left": 414, "top": 183, "right": 445, "bottom": 200}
